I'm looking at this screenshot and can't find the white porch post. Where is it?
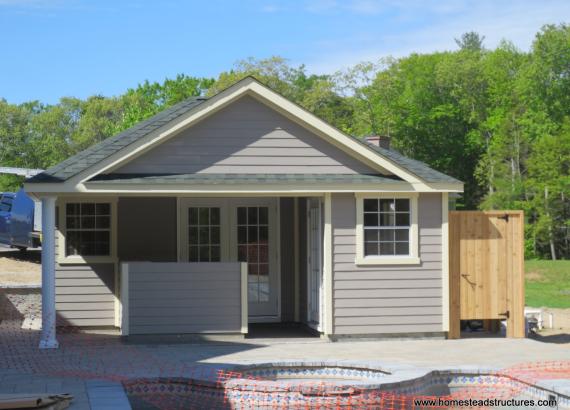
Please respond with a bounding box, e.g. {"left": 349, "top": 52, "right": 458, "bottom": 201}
{"left": 323, "top": 193, "right": 333, "bottom": 336}
{"left": 39, "top": 196, "right": 59, "bottom": 349}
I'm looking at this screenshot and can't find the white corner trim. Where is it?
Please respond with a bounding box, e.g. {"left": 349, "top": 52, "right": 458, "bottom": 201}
{"left": 441, "top": 192, "right": 450, "bottom": 332}
{"left": 240, "top": 262, "right": 248, "bottom": 334}
{"left": 354, "top": 192, "right": 420, "bottom": 266}
{"left": 323, "top": 193, "right": 333, "bottom": 336}
{"left": 114, "top": 261, "right": 120, "bottom": 328}
{"left": 120, "top": 262, "right": 129, "bottom": 336}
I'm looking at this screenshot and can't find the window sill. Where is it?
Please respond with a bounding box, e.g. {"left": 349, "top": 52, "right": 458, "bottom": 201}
{"left": 57, "top": 256, "right": 117, "bottom": 265}
{"left": 355, "top": 256, "right": 421, "bottom": 266}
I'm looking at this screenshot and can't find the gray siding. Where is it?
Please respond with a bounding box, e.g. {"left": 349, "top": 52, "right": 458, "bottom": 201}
{"left": 115, "top": 95, "right": 376, "bottom": 175}
{"left": 54, "top": 205, "right": 116, "bottom": 327}
{"left": 127, "top": 262, "right": 243, "bottom": 334}
{"left": 280, "top": 198, "right": 294, "bottom": 322}
{"left": 56, "top": 263, "right": 116, "bottom": 327}
{"left": 331, "top": 193, "right": 443, "bottom": 335}
{"left": 118, "top": 197, "right": 177, "bottom": 262}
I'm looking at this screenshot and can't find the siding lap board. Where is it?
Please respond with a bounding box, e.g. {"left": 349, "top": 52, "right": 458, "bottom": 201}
{"left": 128, "top": 262, "right": 242, "bottom": 335}
{"left": 55, "top": 263, "right": 116, "bottom": 327}
{"left": 331, "top": 193, "right": 443, "bottom": 335}
{"left": 115, "top": 95, "right": 376, "bottom": 175}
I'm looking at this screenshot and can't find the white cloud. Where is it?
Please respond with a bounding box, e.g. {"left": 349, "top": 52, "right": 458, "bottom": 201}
{"left": 302, "top": 0, "right": 570, "bottom": 74}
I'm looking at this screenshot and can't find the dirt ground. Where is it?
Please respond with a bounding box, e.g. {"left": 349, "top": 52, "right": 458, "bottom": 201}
{"left": 0, "top": 246, "right": 41, "bottom": 286}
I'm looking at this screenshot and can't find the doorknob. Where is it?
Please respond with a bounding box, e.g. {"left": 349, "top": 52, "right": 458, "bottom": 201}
{"left": 498, "top": 310, "right": 510, "bottom": 319}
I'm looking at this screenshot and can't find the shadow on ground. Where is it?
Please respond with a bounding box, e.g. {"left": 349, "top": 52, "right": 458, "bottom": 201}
{"left": 529, "top": 332, "right": 570, "bottom": 344}
{"left": 0, "top": 248, "right": 41, "bottom": 264}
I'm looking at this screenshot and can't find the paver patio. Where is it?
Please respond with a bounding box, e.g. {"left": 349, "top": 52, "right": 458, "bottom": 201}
{"left": 1, "top": 288, "right": 569, "bottom": 409}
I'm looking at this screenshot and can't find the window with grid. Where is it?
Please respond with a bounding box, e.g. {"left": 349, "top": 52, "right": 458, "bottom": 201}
{"left": 65, "top": 203, "right": 111, "bottom": 256}
{"left": 188, "top": 207, "right": 221, "bottom": 262}
{"left": 363, "top": 198, "right": 410, "bottom": 256}
{"left": 237, "top": 206, "right": 269, "bottom": 303}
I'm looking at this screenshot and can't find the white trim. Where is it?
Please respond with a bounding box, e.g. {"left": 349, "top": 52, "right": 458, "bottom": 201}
{"left": 441, "top": 192, "right": 450, "bottom": 332}
{"left": 228, "top": 197, "right": 279, "bottom": 320}
{"left": 178, "top": 197, "right": 280, "bottom": 321}
{"left": 323, "top": 193, "right": 333, "bottom": 335}
{"left": 354, "top": 192, "right": 420, "bottom": 266}
{"left": 240, "top": 262, "right": 248, "bottom": 334}
{"left": 27, "top": 182, "right": 464, "bottom": 195}
{"left": 24, "top": 77, "right": 465, "bottom": 195}
{"left": 120, "top": 262, "right": 129, "bottom": 336}
{"left": 114, "top": 260, "right": 120, "bottom": 328}
{"left": 178, "top": 198, "right": 230, "bottom": 262}
{"left": 56, "top": 196, "right": 118, "bottom": 265}
{"left": 93, "top": 79, "right": 414, "bottom": 183}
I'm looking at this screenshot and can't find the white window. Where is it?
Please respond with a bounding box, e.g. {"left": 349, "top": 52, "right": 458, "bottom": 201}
{"left": 355, "top": 193, "right": 420, "bottom": 265}
{"left": 58, "top": 198, "right": 117, "bottom": 264}
{"left": 65, "top": 203, "right": 111, "bottom": 257}
{"left": 187, "top": 207, "right": 221, "bottom": 262}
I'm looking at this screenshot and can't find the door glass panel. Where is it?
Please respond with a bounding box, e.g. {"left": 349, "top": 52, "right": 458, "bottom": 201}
{"left": 188, "top": 207, "right": 221, "bottom": 262}
{"left": 238, "top": 206, "right": 270, "bottom": 303}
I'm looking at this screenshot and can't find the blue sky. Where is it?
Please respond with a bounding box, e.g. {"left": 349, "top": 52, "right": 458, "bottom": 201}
{"left": 1, "top": 0, "right": 570, "bottom": 104}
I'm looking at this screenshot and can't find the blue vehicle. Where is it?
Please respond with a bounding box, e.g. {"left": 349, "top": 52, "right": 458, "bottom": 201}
{"left": 0, "top": 188, "right": 41, "bottom": 250}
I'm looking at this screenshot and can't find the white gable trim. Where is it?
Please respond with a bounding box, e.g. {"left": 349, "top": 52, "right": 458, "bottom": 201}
{"left": 25, "top": 77, "right": 462, "bottom": 194}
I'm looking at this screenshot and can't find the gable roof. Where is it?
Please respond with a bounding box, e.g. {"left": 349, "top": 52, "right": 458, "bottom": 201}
{"left": 26, "top": 76, "right": 462, "bottom": 189}
{"left": 27, "top": 97, "right": 207, "bottom": 183}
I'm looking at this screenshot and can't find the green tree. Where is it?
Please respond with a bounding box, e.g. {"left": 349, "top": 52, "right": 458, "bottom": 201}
{"left": 455, "top": 31, "right": 486, "bottom": 52}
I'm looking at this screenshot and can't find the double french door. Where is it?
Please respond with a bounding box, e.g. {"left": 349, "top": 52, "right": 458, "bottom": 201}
{"left": 180, "top": 198, "right": 278, "bottom": 320}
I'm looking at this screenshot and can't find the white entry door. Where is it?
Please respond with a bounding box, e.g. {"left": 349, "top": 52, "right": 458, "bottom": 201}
{"left": 307, "top": 198, "right": 323, "bottom": 328}
{"left": 229, "top": 199, "right": 279, "bottom": 319}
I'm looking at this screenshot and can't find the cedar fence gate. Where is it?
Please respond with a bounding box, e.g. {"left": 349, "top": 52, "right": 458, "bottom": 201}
{"left": 449, "top": 211, "right": 525, "bottom": 339}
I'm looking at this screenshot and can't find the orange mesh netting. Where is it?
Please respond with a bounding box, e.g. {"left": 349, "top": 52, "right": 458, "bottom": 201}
{"left": 0, "top": 288, "right": 567, "bottom": 409}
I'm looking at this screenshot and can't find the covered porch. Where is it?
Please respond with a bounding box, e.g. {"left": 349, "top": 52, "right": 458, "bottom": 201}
{"left": 38, "top": 192, "right": 331, "bottom": 347}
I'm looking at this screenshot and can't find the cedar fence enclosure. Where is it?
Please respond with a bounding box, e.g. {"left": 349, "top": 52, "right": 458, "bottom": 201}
{"left": 448, "top": 211, "right": 525, "bottom": 339}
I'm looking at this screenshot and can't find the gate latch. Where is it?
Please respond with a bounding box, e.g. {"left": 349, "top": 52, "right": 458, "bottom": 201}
{"left": 498, "top": 310, "right": 510, "bottom": 319}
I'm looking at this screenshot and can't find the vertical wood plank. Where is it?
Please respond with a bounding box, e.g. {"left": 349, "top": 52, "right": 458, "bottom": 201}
{"left": 448, "top": 212, "right": 461, "bottom": 339}
{"left": 507, "top": 212, "right": 525, "bottom": 338}
{"left": 449, "top": 210, "right": 525, "bottom": 339}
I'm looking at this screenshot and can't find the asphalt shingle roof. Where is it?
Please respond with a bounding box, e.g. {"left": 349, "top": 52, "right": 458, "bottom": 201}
{"left": 26, "top": 88, "right": 461, "bottom": 185}
{"left": 26, "top": 97, "right": 207, "bottom": 183}
{"left": 358, "top": 141, "right": 462, "bottom": 184}
{"left": 88, "top": 173, "right": 403, "bottom": 185}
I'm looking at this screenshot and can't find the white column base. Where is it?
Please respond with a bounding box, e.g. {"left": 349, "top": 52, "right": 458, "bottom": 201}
{"left": 39, "top": 338, "right": 59, "bottom": 349}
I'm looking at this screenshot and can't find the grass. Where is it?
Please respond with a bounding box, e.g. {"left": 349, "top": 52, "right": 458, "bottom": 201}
{"left": 525, "top": 259, "right": 570, "bottom": 308}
